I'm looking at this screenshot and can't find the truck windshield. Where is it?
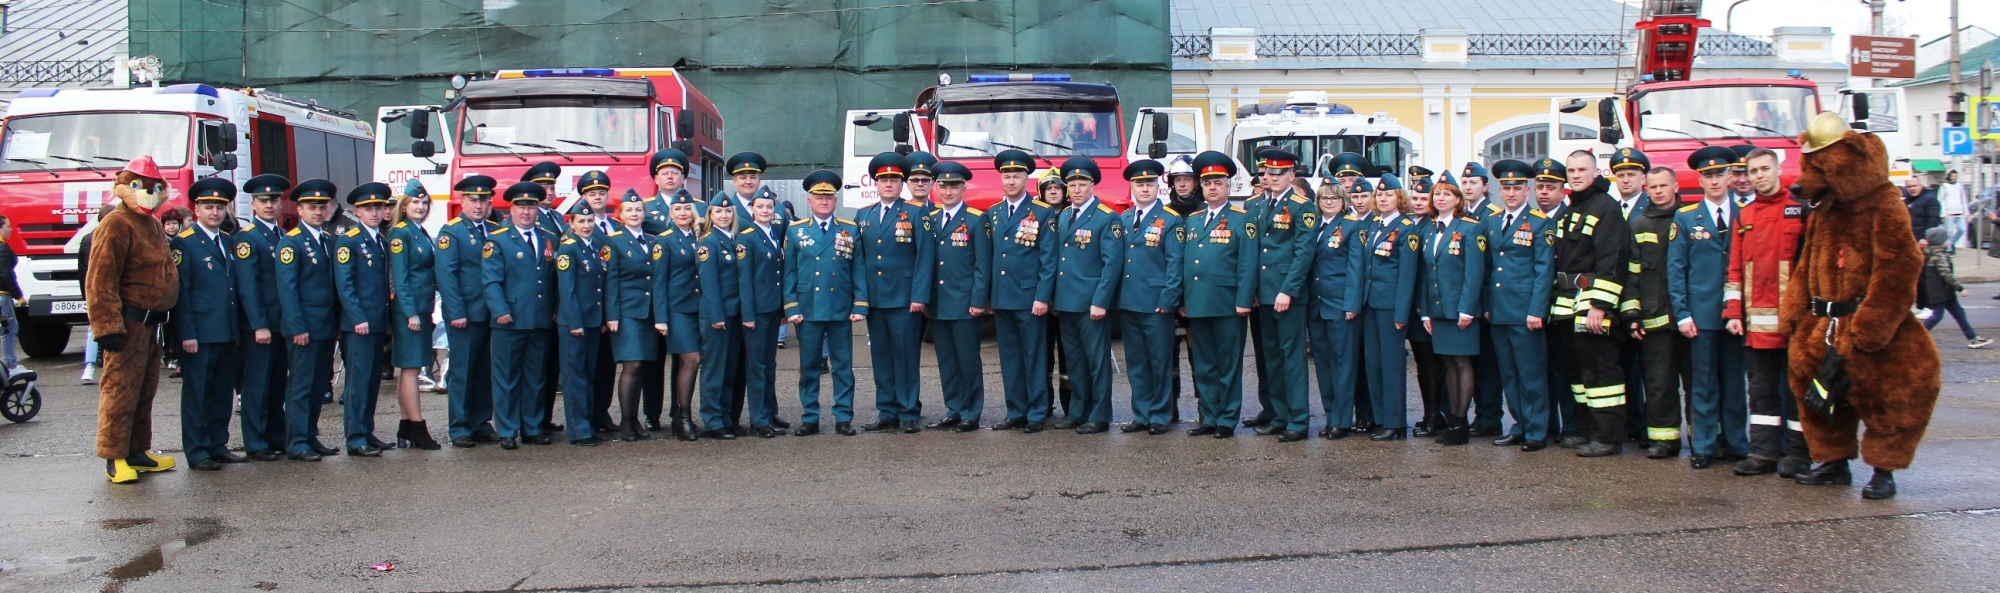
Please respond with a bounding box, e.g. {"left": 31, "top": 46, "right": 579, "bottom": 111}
{"left": 934, "top": 101, "right": 1121, "bottom": 158}
{"left": 461, "top": 96, "right": 650, "bottom": 156}
{"left": 1635, "top": 85, "right": 1816, "bottom": 141}
{"left": 0, "top": 112, "right": 190, "bottom": 172}
{"left": 1241, "top": 135, "right": 1406, "bottom": 177}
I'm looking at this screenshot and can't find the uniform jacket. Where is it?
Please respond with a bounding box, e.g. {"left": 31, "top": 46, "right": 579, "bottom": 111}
{"left": 603, "top": 226, "right": 661, "bottom": 322}
{"left": 1478, "top": 206, "right": 1553, "bottom": 325}
{"left": 641, "top": 193, "right": 675, "bottom": 235}
{"left": 1551, "top": 178, "right": 1632, "bottom": 324}
{"left": 1724, "top": 186, "right": 1804, "bottom": 348}
{"left": 1667, "top": 200, "right": 1735, "bottom": 331}
{"left": 233, "top": 218, "right": 286, "bottom": 335}
{"left": 1181, "top": 203, "right": 1258, "bottom": 318}
{"left": 481, "top": 225, "right": 558, "bottom": 330}
{"left": 274, "top": 225, "right": 337, "bottom": 339}
{"left": 696, "top": 230, "right": 743, "bottom": 324}
{"left": 1620, "top": 201, "right": 1678, "bottom": 331}
{"left": 739, "top": 222, "right": 787, "bottom": 318}
{"left": 387, "top": 220, "right": 437, "bottom": 324}
{"left": 171, "top": 226, "right": 239, "bottom": 343}
{"left": 333, "top": 226, "right": 392, "bottom": 331}
{"left": 1308, "top": 212, "right": 1368, "bottom": 319}
{"left": 983, "top": 196, "right": 1058, "bottom": 310}
{"left": 554, "top": 233, "right": 607, "bottom": 331}
{"left": 913, "top": 205, "right": 989, "bottom": 320}
{"left": 654, "top": 226, "right": 702, "bottom": 319}
{"left": 1347, "top": 213, "right": 1421, "bottom": 322}
{"left": 436, "top": 217, "right": 500, "bottom": 323}
{"left": 857, "top": 198, "right": 925, "bottom": 308}
{"left": 1245, "top": 187, "right": 1317, "bottom": 303}
{"left": 1117, "top": 202, "right": 1184, "bottom": 313}
{"left": 783, "top": 217, "right": 867, "bottom": 322}
{"left": 1052, "top": 197, "right": 1126, "bottom": 313}
{"left": 1421, "top": 216, "right": 1486, "bottom": 323}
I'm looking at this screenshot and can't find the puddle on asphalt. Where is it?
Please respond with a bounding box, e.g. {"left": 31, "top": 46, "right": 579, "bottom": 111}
{"left": 100, "top": 517, "right": 226, "bottom": 593}
{"left": 96, "top": 518, "right": 156, "bottom": 530}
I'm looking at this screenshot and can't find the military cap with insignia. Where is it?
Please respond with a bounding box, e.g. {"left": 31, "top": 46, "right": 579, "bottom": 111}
{"left": 522, "top": 161, "right": 561, "bottom": 184}
{"left": 1255, "top": 147, "right": 1299, "bottom": 171}
{"left": 1727, "top": 144, "right": 1756, "bottom": 170}
{"left": 1352, "top": 176, "right": 1374, "bottom": 193}
{"left": 504, "top": 181, "right": 547, "bottom": 206}
{"left": 1060, "top": 156, "right": 1101, "bottom": 182}
{"left": 1609, "top": 147, "right": 1651, "bottom": 172}
{"left": 725, "top": 152, "right": 767, "bottom": 175}
{"left": 650, "top": 148, "right": 689, "bottom": 173}
{"left": 454, "top": 174, "right": 497, "bottom": 198}
{"left": 867, "top": 152, "right": 909, "bottom": 179}
{"left": 670, "top": 188, "right": 698, "bottom": 205}
{"left": 621, "top": 187, "right": 640, "bottom": 205}
{"left": 1490, "top": 159, "right": 1533, "bottom": 185}
{"left": 1123, "top": 159, "right": 1164, "bottom": 182}
{"left": 1531, "top": 158, "right": 1567, "bottom": 183}
{"left": 1436, "top": 170, "right": 1457, "bottom": 186}
{"left": 1191, "top": 151, "right": 1236, "bottom": 179}
{"left": 1377, "top": 173, "right": 1403, "bottom": 191}
{"left": 993, "top": 149, "right": 1035, "bottom": 172}
{"left": 1688, "top": 145, "right": 1739, "bottom": 173}
{"left": 402, "top": 178, "right": 429, "bottom": 200}
{"left": 244, "top": 174, "right": 292, "bottom": 198}
{"left": 189, "top": 177, "right": 237, "bottom": 204}
{"left": 904, "top": 151, "right": 939, "bottom": 177}
{"left": 576, "top": 170, "right": 611, "bottom": 194}
{"left": 1166, "top": 154, "right": 1195, "bottom": 178}
{"left": 1331, "top": 152, "right": 1370, "bottom": 177}
{"left": 1461, "top": 161, "right": 1491, "bottom": 181}
{"left": 1407, "top": 165, "right": 1434, "bottom": 181}
{"left": 710, "top": 194, "right": 735, "bottom": 209}
{"left": 802, "top": 170, "right": 843, "bottom": 195}
{"left": 565, "top": 197, "right": 597, "bottom": 217}
{"left": 933, "top": 161, "right": 972, "bottom": 184}
{"left": 288, "top": 178, "right": 338, "bottom": 203}
{"left": 347, "top": 181, "right": 394, "bottom": 207}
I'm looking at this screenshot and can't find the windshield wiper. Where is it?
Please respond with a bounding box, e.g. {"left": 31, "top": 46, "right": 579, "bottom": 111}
{"left": 512, "top": 142, "right": 574, "bottom": 162}
{"left": 466, "top": 141, "right": 528, "bottom": 162}
{"left": 940, "top": 142, "right": 990, "bottom": 155}
{"left": 986, "top": 141, "right": 1053, "bottom": 167}
{"left": 1033, "top": 140, "right": 1074, "bottom": 154}
{"left": 47, "top": 155, "right": 108, "bottom": 177}
{"left": 1691, "top": 119, "right": 1752, "bottom": 144}
{"left": 92, "top": 155, "right": 130, "bottom": 164}
{"left": 7, "top": 158, "right": 60, "bottom": 177}
{"left": 1736, "top": 122, "right": 1785, "bottom": 137}
{"left": 555, "top": 138, "right": 622, "bottom": 162}
{"left": 1641, "top": 127, "right": 1709, "bottom": 145}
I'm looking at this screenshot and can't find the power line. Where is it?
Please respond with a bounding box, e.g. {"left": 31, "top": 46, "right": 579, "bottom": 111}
{"left": 1, "top": 0, "right": 985, "bottom": 34}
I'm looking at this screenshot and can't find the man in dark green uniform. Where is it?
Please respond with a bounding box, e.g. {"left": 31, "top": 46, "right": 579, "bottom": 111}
{"left": 174, "top": 178, "right": 243, "bottom": 470}
{"left": 1240, "top": 148, "right": 1316, "bottom": 442}
{"left": 1182, "top": 152, "right": 1257, "bottom": 438}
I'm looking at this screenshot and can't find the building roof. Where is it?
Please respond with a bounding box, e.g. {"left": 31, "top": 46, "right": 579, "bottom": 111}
{"left": 0, "top": 0, "right": 127, "bottom": 107}
{"left": 1171, "top": 0, "right": 1639, "bottom": 37}
{"left": 1895, "top": 36, "right": 2000, "bottom": 88}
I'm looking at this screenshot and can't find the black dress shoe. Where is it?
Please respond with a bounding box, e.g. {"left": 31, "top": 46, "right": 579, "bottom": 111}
{"left": 348, "top": 444, "right": 383, "bottom": 457}
{"left": 289, "top": 450, "right": 322, "bottom": 462}
{"left": 1796, "top": 460, "right": 1852, "bottom": 485}
{"left": 1051, "top": 418, "right": 1082, "bottom": 430}
{"left": 645, "top": 419, "right": 664, "bottom": 432}
{"left": 247, "top": 450, "right": 282, "bottom": 462}
{"left": 1354, "top": 421, "right": 1379, "bottom": 433}
{"left": 1321, "top": 427, "right": 1352, "bottom": 440}
{"left": 1214, "top": 427, "right": 1235, "bottom": 438}
{"left": 1075, "top": 422, "right": 1108, "bottom": 435}
{"left": 570, "top": 437, "right": 603, "bottom": 447}
{"left": 835, "top": 422, "right": 856, "bottom": 436}
{"left": 1148, "top": 423, "right": 1169, "bottom": 435}
{"left": 1411, "top": 424, "right": 1437, "bottom": 438}
{"left": 1557, "top": 434, "right": 1589, "bottom": 449}
{"left": 191, "top": 458, "right": 223, "bottom": 471}
{"left": 771, "top": 418, "right": 793, "bottom": 430}
{"left": 702, "top": 429, "right": 736, "bottom": 440}
{"left": 1492, "top": 434, "right": 1526, "bottom": 446}
{"left": 472, "top": 433, "right": 502, "bottom": 443}
{"left": 754, "top": 426, "right": 780, "bottom": 439}
{"left": 793, "top": 423, "right": 821, "bottom": 437}
{"left": 1277, "top": 430, "right": 1307, "bottom": 442}
{"left": 1690, "top": 454, "right": 1714, "bottom": 469}
{"left": 927, "top": 418, "right": 962, "bottom": 430}
{"left": 1187, "top": 425, "right": 1217, "bottom": 436}
{"left": 499, "top": 437, "right": 519, "bottom": 450}
{"left": 593, "top": 423, "right": 620, "bottom": 435}
{"left": 214, "top": 451, "right": 249, "bottom": 464}
{"left": 1521, "top": 440, "right": 1547, "bottom": 452}
{"left": 1645, "top": 443, "right": 1681, "bottom": 459}
{"left": 522, "top": 435, "right": 553, "bottom": 445}
{"left": 1021, "top": 422, "right": 1045, "bottom": 434}
{"left": 366, "top": 436, "right": 396, "bottom": 451}
{"left": 954, "top": 422, "right": 981, "bottom": 433}
{"left": 1241, "top": 416, "right": 1272, "bottom": 428}
{"left": 1862, "top": 469, "right": 1897, "bottom": 499}
{"left": 1253, "top": 425, "right": 1283, "bottom": 436}
{"left": 1369, "top": 428, "right": 1406, "bottom": 441}
{"left": 1732, "top": 458, "right": 1776, "bottom": 476}
{"left": 1469, "top": 426, "right": 1502, "bottom": 437}
{"left": 861, "top": 420, "right": 899, "bottom": 432}
{"left": 902, "top": 420, "right": 922, "bottom": 434}
{"left": 308, "top": 440, "right": 340, "bottom": 455}
{"left": 1120, "top": 422, "right": 1148, "bottom": 433}
{"left": 1777, "top": 458, "right": 1812, "bottom": 479}
{"left": 989, "top": 419, "right": 1025, "bottom": 431}
{"left": 541, "top": 422, "right": 564, "bottom": 434}
{"left": 451, "top": 437, "right": 475, "bottom": 448}
{"left": 1576, "top": 442, "right": 1621, "bottom": 457}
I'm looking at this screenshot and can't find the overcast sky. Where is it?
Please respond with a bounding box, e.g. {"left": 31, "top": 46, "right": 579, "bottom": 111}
{"left": 1700, "top": 0, "right": 1998, "bottom": 50}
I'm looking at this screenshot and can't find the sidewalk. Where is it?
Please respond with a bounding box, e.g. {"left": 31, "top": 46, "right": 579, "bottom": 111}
{"left": 1954, "top": 249, "right": 2000, "bottom": 284}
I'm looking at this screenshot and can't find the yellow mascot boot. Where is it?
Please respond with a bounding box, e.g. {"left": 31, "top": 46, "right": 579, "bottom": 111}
{"left": 130, "top": 451, "right": 176, "bottom": 472}
{"left": 106, "top": 459, "right": 139, "bottom": 484}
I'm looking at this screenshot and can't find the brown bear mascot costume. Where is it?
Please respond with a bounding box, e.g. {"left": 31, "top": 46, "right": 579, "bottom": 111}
{"left": 1781, "top": 111, "right": 1941, "bottom": 500}
{"left": 87, "top": 156, "right": 181, "bottom": 483}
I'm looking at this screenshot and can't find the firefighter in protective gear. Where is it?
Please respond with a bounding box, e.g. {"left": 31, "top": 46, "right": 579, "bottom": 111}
{"left": 1618, "top": 158, "right": 1690, "bottom": 460}
{"left": 1725, "top": 147, "right": 1812, "bottom": 478}
{"left": 1543, "top": 153, "right": 1634, "bottom": 457}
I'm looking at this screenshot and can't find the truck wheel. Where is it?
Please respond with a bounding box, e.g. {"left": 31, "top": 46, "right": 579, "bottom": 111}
{"left": 19, "top": 318, "right": 73, "bottom": 359}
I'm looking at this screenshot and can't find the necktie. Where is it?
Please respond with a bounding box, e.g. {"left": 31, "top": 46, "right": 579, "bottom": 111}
{"left": 1504, "top": 212, "right": 1516, "bottom": 231}
{"left": 1716, "top": 207, "right": 1728, "bottom": 231}
{"left": 820, "top": 221, "right": 829, "bottom": 233}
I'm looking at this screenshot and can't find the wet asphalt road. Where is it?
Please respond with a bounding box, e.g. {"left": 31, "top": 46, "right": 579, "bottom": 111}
{"left": 6, "top": 287, "right": 2000, "bottom": 592}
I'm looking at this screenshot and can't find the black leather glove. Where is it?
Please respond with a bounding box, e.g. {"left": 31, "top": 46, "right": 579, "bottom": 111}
{"left": 97, "top": 333, "right": 128, "bottom": 353}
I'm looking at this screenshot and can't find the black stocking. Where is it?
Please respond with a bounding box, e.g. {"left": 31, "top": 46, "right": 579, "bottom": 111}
{"left": 1443, "top": 355, "right": 1476, "bottom": 417}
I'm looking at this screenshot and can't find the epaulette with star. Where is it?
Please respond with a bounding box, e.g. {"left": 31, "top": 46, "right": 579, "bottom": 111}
{"left": 1229, "top": 205, "right": 1247, "bottom": 214}
{"left": 1032, "top": 199, "right": 1050, "bottom": 208}
{"left": 177, "top": 228, "right": 196, "bottom": 238}
{"left": 1678, "top": 203, "right": 1700, "bottom": 213}
{"left": 1529, "top": 210, "right": 1548, "bottom": 219}
{"left": 1097, "top": 204, "right": 1115, "bottom": 214}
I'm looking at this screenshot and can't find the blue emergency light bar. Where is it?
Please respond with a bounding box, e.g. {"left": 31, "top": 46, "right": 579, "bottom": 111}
{"left": 159, "top": 84, "right": 221, "bottom": 97}
{"left": 16, "top": 88, "right": 61, "bottom": 98}
{"left": 967, "top": 73, "right": 1071, "bottom": 83}
{"left": 521, "top": 68, "right": 618, "bottom": 77}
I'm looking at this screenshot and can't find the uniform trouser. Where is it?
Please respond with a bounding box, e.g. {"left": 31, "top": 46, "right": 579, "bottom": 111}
{"left": 491, "top": 327, "right": 550, "bottom": 438}
{"left": 1121, "top": 311, "right": 1175, "bottom": 426}
{"left": 1636, "top": 329, "right": 1690, "bottom": 445}
{"left": 1248, "top": 313, "right": 1272, "bottom": 422}
{"left": 560, "top": 328, "right": 601, "bottom": 442}
{"left": 237, "top": 337, "right": 289, "bottom": 453}
{"left": 1492, "top": 324, "right": 1551, "bottom": 443}
{"left": 867, "top": 308, "right": 924, "bottom": 423}
{"left": 1687, "top": 331, "right": 1749, "bottom": 456}
{"left": 1308, "top": 315, "right": 1361, "bottom": 430}
{"left": 1563, "top": 326, "right": 1628, "bottom": 445}
{"left": 179, "top": 341, "right": 239, "bottom": 462}
{"left": 1046, "top": 314, "right": 1070, "bottom": 416}
{"left": 698, "top": 318, "right": 744, "bottom": 430}
{"left": 538, "top": 329, "right": 560, "bottom": 427}
{"left": 1169, "top": 316, "right": 1195, "bottom": 422}
{"left": 445, "top": 322, "right": 496, "bottom": 440}
{"left": 744, "top": 312, "right": 781, "bottom": 427}
{"left": 932, "top": 318, "right": 985, "bottom": 424}
{"left": 1473, "top": 325, "right": 1505, "bottom": 431}
{"left": 1545, "top": 328, "right": 1573, "bottom": 435}
{"left": 283, "top": 337, "right": 336, "bottom": 455}
{"left": 590, "top": 330, "right": 616, "bottom": 429}
{"left": 1622, "top": 341, "right": 1648, "bottom": 438}
{"left": 1254, "top": 306, "right": 1311, "bottom": 432}
{"left": 1188, "top": 315, "right": 1246, "bottom": 427}
{"left": 341, "top": 332, "right": 386, "bottom": 449}
{"left": 1056, "top": 311, "right": 1115, "bottom": 424}
{"left": 1361, "top": 308, "right": 1408, "bottom": 429}
{"left": 96, "top": 319, "right": 164, "bottom": 460}
{"left": 1745, "top": 347, "right": 1808, "bottom": 463}
{"left": 995, "top": 309, "right": 1051, "bottom": 423}
{"left": 796, "top": 320, "right": 856, "bottom": 425}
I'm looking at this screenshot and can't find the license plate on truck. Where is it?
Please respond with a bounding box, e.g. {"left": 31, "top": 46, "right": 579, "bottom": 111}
{"left": 46, "top": 300, "right": 86, "bottom": 314}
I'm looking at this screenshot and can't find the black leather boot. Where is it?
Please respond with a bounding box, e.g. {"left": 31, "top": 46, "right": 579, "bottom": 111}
{"left": 1437, "top": 416, "right": 1469, "bottom": 446}
{"left": 394, "top": 420, "right": 414, "bottom": 449}
{"left": 1795, "top": 459, "right": 1852, "bottom": 486}
{"left": 671, "top": 406, "right": 697, "bottom": 442}
{"left": 1862, "top": 469, "right": 1897, "bottom": 499}
{"left": 404, "top": 420, "right": 443, "bottom": 451}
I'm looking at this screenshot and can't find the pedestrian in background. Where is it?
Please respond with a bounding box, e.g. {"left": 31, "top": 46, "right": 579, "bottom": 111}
{"left": 0, "top": 215, "right": 24, "bottom": 375}
{"left": 1919, "top": 227, "right": 1991, "bottom": 349}
{"left": 1938, "top": 170, "right": 1966, "bottom": 253}
{"left": 158, "top": 206, "right": 192, "bottom": 379}
{"left": 1903, "top": 177, "right": 1939, "bottom": 241}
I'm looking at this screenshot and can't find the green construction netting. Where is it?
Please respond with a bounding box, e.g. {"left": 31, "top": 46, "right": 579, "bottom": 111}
{"left": 129, "top": 0, "right": 1170, "bottom": 176}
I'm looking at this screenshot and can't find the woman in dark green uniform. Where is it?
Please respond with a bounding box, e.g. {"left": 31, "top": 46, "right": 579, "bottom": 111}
{"left": 606, "top": 192, "right": 665, "bottom": 440}
{"left": 387, "top": 180, "right": 441, "bottom": 450}
{"left": 1419, "top": 177, "right": 1487, "bottom": 446}
{"left": 656, "top": 192, "right": 705, "bottom": 440}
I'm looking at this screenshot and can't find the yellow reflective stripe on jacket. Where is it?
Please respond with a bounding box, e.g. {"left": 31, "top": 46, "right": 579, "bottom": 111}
{"left": 1634, "top": 232, "right": 1658, "bottom": 243}
{"left": 1620, "top": 299, "right": 1640, "bottom": 313}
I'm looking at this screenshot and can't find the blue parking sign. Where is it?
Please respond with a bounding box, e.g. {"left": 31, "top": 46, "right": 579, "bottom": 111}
{"left": 1944, "top": 127, "right": 1973, "bottom": 156}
